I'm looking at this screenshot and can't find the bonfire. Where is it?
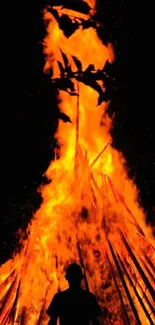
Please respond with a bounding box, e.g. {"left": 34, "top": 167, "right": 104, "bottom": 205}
{"left": 0, "top": 1, "right": 155, "bottom": 324}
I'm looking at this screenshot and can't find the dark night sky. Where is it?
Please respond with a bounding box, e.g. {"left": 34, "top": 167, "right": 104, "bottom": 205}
{"left": 1, "top": 0, "right": 155, "bottom": 265}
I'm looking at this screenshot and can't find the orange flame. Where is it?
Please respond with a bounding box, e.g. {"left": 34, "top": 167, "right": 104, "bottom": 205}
{"left": 0, "top": 1, "right": 155, "bottom": 324}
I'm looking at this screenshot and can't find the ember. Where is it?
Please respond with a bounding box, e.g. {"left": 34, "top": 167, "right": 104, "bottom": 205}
{"left": 0, "top": 0, "right": 155, "bottom": 324}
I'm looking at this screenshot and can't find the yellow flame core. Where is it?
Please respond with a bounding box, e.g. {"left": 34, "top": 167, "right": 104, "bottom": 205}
{"left": 0, "top": 1, "right": 155, "bottom": 325}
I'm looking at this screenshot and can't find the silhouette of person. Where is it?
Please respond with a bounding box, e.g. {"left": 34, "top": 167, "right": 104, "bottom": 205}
{"left": 47, "top": 263, "right": 102, "bottom": 325}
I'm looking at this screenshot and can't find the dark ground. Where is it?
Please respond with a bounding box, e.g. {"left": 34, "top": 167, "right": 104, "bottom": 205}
{"left": 1, "top": 0, "right": 155, "bottom": 265}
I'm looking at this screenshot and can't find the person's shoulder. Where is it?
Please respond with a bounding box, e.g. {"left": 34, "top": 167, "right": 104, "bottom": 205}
{"left": 88, "top": 291, "right": 97, "bottom": 299}
{"left": 81, "top": 289, "right": 97, "bottom": 299}
{"left": 60, "top": 288, "right": 69, "bottom": 294}
{"left": 57, "top": 289, "right": 69, "bottom": 297}
{"left": 86, "top": 291, "right": 99, "bottom": 304}
{"left": 51, "top": 289, "right": 69, "bottom": 303}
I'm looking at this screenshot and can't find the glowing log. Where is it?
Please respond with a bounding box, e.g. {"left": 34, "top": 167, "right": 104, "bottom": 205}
{"left": 108, "top": 239, "right": 142, "bottom": 325}
{"left": 106, "top": 253, "right": 130, "bottom": 324}
{"left": 119, "top": 230, "right": 155, "bottom": 303}
{"left": 117, "top": 254, "right": 155, "bottom": 325}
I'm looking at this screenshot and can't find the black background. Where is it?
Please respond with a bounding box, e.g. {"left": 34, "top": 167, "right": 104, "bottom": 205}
{"left": 1, "top": 0, "right": 155, "bottom": 265}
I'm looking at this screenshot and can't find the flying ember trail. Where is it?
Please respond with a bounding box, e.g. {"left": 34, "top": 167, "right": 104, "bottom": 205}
{"left": 0, "top": 1, "right": 155, "bottom": 324}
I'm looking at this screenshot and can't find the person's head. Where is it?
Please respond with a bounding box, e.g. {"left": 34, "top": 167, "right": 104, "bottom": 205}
{"left": 65, "top": 263, "right": 84, "bottom": 288}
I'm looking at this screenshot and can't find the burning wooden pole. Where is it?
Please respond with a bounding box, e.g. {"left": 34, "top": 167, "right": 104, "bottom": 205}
{"left": 19, "top": 307, "right": 28, "bottom": 325}
{"left": 119, "top": 230, "right": 155, "bottom": 303}
{"left": 106, "top": 174, "right": 155, "bottom": 252}
{"left": 140, "top": 257, "right": 155, "bottom": 284}
{"left": 0, "top": 269, "right": 16, "bottom": 290}
{"left": 90, "top": 172, "right": 100, "bottom": 194}
{"left": 117, "top": 253, "right": 155, "bottom": 325}
{"left": 106, "top": 174, "right": 118, "bottom": 203}
{"left": 0, "top": 275, "right": 18, "bottom": 325}
{"left": 74, "top": 82, "right": 80, "bottom": 180}
{"left": 124, "top": 260, "right": 155, "bottom": 316}
{"left": 90, "top": 180, "right": 98, "bottom": 207}
{"left": 0, "top": 270, "right": 16, "bottom": 303}
{"left": 76, "top": 238, "right": 89, "bottom": 292}
{"left": 106, "top": 175, "right": 146, "bottom": 237}
{"left": 106, "top": 253, "right": 131, "bottom": 324}
{"left": 102, "top": 173, "right": 108, "bottom": 197}
{"left": 8, "top": 280, "right": 21, "bottom": 324}
{"left": 143, "top": 252, "right": 155, "bottom": 274}
{"left": 89, "top": 139, "right": 112, "bottom": 169}
{"left": 107, "top": 239, "right": 143, "bottom": 325}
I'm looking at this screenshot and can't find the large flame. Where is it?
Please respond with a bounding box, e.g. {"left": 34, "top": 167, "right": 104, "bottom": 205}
{"left": 0, "top": 1, "right": 155, "bottom": 324}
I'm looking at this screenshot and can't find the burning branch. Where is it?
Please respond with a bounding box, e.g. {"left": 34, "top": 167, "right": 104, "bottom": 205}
{"left": 119, "top": 230, "right": 155, "bottom": 303}
{"left": 140, "top": 257, "right": 155, "bottom": 284}
{"left": 117, "top": 254, "right": 155, "bottom": 325}
{"left": 124, "top": 260, "right": 155, "bottom": 316}
{"left": 0, "top": 270, "right": 16, "bottom": 290}
{"left": 106, "top": 174, "right": 118, "bottom": 203}
{"left": 0, "top": 275, "right": 18, "bottom": 325}
{"left": 50, "top": 40, "right": 114, "bottom": 105}
{"left": 143, "top": 252, "right": 155, "bottom": 274}
{"left": 0, "top": 270, "right": 16, "bottom": 304}
{"left": 90, "top": 139, "right": 112, "bottom": 168}
{"left": 107, "top": 239, "right": 143, "bottom": 325}
{"left": 8, "top": 280, "right": 20, "bottom": 324}
{"left": 106, "top": 174, "right": 155, "bottom": 253}
{"left": 74, "top": 82, "right": 80, "bottom": 180}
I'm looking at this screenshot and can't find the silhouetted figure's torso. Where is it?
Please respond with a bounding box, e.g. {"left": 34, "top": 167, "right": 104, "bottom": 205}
{"left": 47, "top": 288, "right": 102, "bottom": 325}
